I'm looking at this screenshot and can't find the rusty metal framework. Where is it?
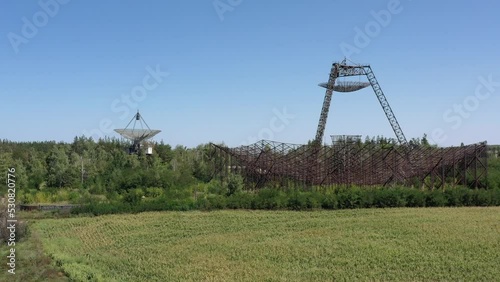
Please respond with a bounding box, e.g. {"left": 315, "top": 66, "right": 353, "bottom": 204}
{"left": 315, "top": 60, "right": 407, "bottom": 145}
{"left": 210, "top": 140, "right": 488, "bottom": 189}
{"left": 209, "top": 59, "right": 489, "bottom": 190}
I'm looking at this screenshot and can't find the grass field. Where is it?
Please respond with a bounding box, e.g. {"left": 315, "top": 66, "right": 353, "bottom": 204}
{"left": 0, "top": 225, "right": 67, "bottom": 282}
{"left": 18, "top": 208, "right": 500, "bottom": 281}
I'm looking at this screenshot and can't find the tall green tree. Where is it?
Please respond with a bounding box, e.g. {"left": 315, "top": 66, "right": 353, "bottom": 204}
{"left": 26, "top": 148, "right": 46, "bottom": 190}
{"left": 46, "top": 146, "right": 70, "bottom": 188}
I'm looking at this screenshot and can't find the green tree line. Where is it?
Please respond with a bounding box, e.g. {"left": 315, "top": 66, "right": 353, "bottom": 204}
{"left": 0, "top": 136, "right": 498, "bottom": 210}
{"left": 0, "top": 136, "right": 215, "bottom": 203}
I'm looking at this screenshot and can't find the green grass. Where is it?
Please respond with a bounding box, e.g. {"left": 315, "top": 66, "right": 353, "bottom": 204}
{"left": 0, "top": 228, "right": 68, "bottom": 282}
{"left": 31, "top": 208, "right": 500, "bottom": 281}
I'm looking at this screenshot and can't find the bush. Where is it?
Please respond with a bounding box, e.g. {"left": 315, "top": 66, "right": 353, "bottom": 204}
{"left": 287, "top": 191, "right": 308, "bottom": 210}
{"left": 81, "top": 202, "right": 132, "bottom": 216}
{"left": 359, "top": 189, "right": 375, "bottom": 208}
{"left": 253, "top": 188, "right": 286, "bottom": 210}
{"left": 336, "top": 188, "right": 362, "bottom": 209}
{"left": 373, "top": 188, "right": 407, "bottom": 208}
{"left": 472, "top": 189, "right": 492, "bottom": 206}
{"left": 207, "top": 194, "right": 227, "bottom": 210}
{"left": 33, "top": 191, "right": 51, "bottom": 203}
{"left": 145, "top": 187, "right": 164, "bottom": 198}
{"left": 226, "top": 174, "right": 244, "bottom": 196}
{"left": 151, "top": 197, "right": 195, "bottom": 211}
{"left": 69, "top": 185, "right": 500, "bottom": 215}
{"left": 426, "top": 190, "right": 448, "bottom": 207}
{"left": 490, "top": 188, "right": 500, "bottom": 205}
{"left": 205, "top": 180, "right": 224, "bottom": 195}
{"left": 18, "top": 191, "right": 34, "bottom": 204}
{"left": 72, "top": 196, "right": 197, "bottom": 215}
{"left": 443, "top": 187, "right": 483, "bottom": 207}
{"left": 305, "top": 192, "right": 323, "bottom": 209}
{"left": 196, "top": 195, "right": 226, "bottom": 211}
{"left": 406, "top": 189, "right": 426, "bottom": 207}
{"left": 195, "top": 197, "right": 210, "bottom": 210}
{"left": 321, "top": 193, "right": 338, "bottom": 209}
{"left": 123, "top": 188, "right": 144, "bottom": 204}
{"left": 226, "top": 193, "right": 254, "bottom": 209}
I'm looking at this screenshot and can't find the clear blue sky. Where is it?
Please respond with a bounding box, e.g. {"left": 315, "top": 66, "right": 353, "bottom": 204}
{"left": 1, "top": 0, "right": 499, "bottom": 147}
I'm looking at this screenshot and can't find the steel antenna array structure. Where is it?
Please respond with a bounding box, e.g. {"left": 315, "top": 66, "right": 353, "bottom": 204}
{"left": 315, "top": 58, "right": 407, "bottom": 145}
{"left": 209, "top": 59, "right": 488, "bottom": 190}
{"left": 114, "top": 111, "right": 161, "bottom": 154}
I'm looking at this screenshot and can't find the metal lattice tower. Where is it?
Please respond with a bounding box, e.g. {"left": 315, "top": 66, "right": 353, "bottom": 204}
{"left": 314, "top": 59, "right": 408, "bottom": 145}
{"left": 210, "top": 59, "right": 488, "bottom": 189}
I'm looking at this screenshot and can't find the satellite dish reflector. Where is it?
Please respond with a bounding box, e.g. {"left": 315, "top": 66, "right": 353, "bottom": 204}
{"left": 319, "top": 81, "right": 371, "bottom": 92}
{"left": 114, "top": 111, "right": 161, "bottom": 154}
{"left": 113, "top": 129, "right": 161, "bottom": 143}
{"left": 333, "top": 81, "right": 371, "bottom": 92}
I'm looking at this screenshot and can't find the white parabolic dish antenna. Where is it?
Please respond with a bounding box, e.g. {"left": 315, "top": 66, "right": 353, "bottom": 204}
{"left": 114, "top": 128, "right": 161, "bottom": 143}
{"left": 114, "top": 111, "right": 161, "bottom": 154}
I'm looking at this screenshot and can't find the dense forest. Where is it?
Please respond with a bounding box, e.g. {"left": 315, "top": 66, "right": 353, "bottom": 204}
{"left": 1, "top": 136, "right": 499, "bottom": 213}
{"left": 0, "top": 136, "right": 217, "bottom": 203}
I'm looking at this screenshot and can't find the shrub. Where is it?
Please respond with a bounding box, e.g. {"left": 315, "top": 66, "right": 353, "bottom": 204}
{"left": 205, "top": 180, "right": 224, "bottom": 195}
{"left": 298, "top": 191, "right": 323, "bottom": 209}
{"left": 321, "top": 193, "right": 338, "bottom": 209}
{"left": 69, "top": 185, "right": 500, "bottom": 215}
{"left": 72, "top": 201, "right": 128, "bottom": 216}
{"left": 426, "top": 190, "right": 448, "bottom": 207}
{"left": 33, "top": 191, "right": 51, "bottom": 203}
{"left": 68, "top": 190, "right": 81, "bottom": 202}
{"left": 173, "top": 187, "right": 192, "bottom": 198}
{"left": 374, "top": 189, "right": 393, "bottom": 208}
{"left": 254, "top": 188, "right": 286, "bottom": 210}
{"left": 18, "top": 191, "right": 35, "bottom": 204}
{"left": 123, "top": 188, "right": 144, "bottom": 204}
{"left": 444, "top": 187, "right": 471, "bottom": 207}
{"left": 287, "top": 191, "right": 310, "bottom": 210}
{"left": 225, "top": 174, "right": 244, "bottom": 196}
{"left": 138, "top": 194, "right": 194, "bottom": 211}
{"left": 208, "top": 194, "right": 227, "bottom": 210}
{"left": 374, "top": 188, "right": 407, "bottom": 208}
{"left": 359, "top": 188, "right": 375, "bottom": 208}
{"left": 226, "top": 193, "right": 254, "bottom": 209}
{"left": 490, "top": 188, "right": 500, "bottom": 205}
{"left": 406, "top": 189, "right": 426, "bottom": 207}
{"left": 195, "top": 197, "right": 210, "bottom": 210}
{"left": 472, "top": 189, "right": 492, "bottom": 206}
{"left": 336, "top": 188, "right": 362, "bottom": 209}
{"left": 196, "top": 195, "right": 226, "bottom": 211}
{"left": 145, "top": 187, "right": 164, "bottom": 198}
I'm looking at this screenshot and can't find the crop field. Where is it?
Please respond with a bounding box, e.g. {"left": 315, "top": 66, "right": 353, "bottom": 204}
{"left": 32, "top": 208, "right": 500, "bottom": 281}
